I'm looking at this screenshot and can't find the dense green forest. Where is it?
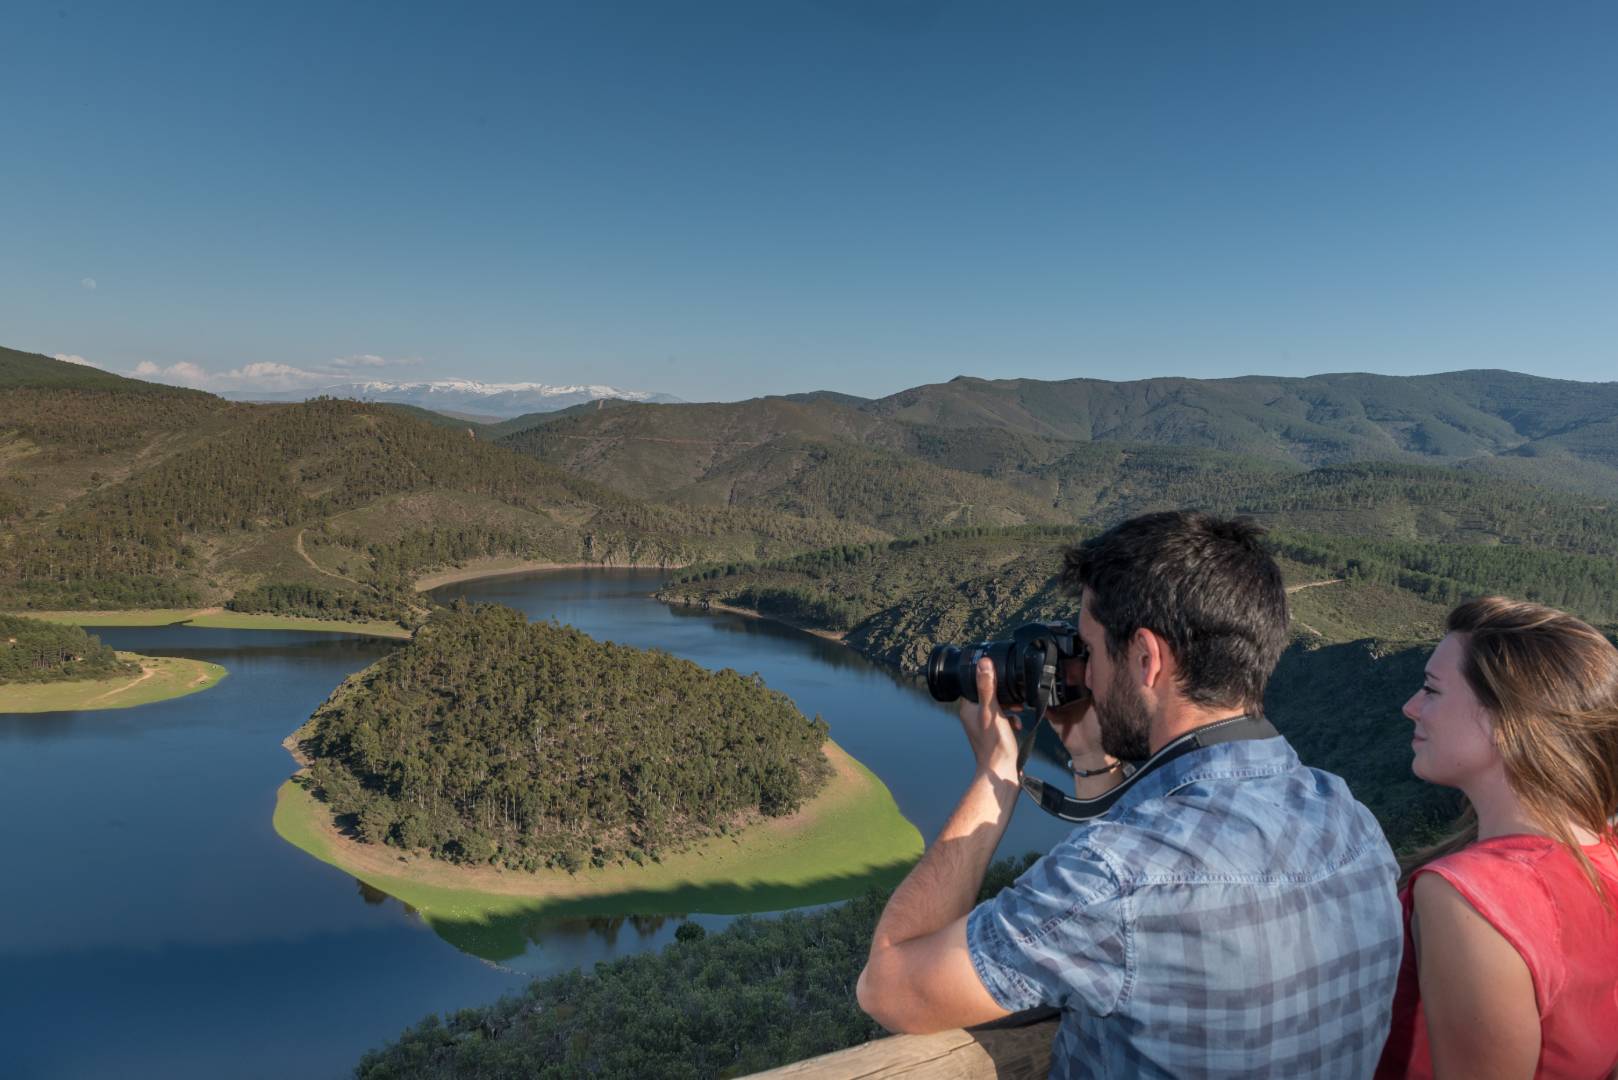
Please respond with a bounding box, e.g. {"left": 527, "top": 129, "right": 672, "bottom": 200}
{"left": 225, "top": 583, "right": 421, "bottom": 627}
{"left": 0, "top": 614, "right": 138, "bottom": 684}
{"left": 295, "top": 603, "right": 831, "bottom": 871}
{"left": 1270, "top": 529, "right": 1618, "bottom": 623}
{"left": 662, "top": 519, "right": 1618, "bottom": 672}
{"left": 356, "top": 855, "right": 1039, "bottom": 1080}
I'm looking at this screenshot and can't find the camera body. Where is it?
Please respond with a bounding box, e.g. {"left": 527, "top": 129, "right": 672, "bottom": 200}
{"left": 926, "top": 621, "right": 1089, "bottom": 713}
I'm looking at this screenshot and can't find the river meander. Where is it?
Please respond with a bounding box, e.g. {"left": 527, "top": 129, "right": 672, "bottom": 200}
{"left": 1, "top": 569, "right": 1072, "bottom": 1079}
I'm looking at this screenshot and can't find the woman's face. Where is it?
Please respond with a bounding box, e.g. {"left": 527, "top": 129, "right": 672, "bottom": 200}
{"left": 1403, "top": 633, "right": 1501, "bottom": 788}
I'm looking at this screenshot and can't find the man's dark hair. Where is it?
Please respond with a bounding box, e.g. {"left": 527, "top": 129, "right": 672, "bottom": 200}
{"left": 1061, "top": 511, "right": 1288, "bottom": 712}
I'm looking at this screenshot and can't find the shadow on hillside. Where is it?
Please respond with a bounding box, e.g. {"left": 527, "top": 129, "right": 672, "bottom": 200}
{"left": 1266, "top": 638, "right": 1462, "bottom": 852}
{"left": 415, "top": 858, "right": 918, "bottom": 962}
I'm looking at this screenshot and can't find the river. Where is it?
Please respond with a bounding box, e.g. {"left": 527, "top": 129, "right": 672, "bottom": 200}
{"left": 1, "top": 569, "right": 1072, "bottom": 1079}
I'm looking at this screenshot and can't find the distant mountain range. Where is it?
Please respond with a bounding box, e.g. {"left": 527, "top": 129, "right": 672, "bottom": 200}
{"left": 495, "top": 368, "right": 1618, "bottom": 510}
{"left": 224, "top": 378, "right": 682, "bottom": 417}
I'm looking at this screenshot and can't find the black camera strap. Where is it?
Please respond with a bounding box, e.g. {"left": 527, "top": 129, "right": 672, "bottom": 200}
{"left": 1016, "top": 712, "right": 1279, "bottom": 823}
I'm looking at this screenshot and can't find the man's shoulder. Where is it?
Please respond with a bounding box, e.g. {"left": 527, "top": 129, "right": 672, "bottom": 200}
{"left": 1084, "top": 750, "right": 1394, "bottom": 886}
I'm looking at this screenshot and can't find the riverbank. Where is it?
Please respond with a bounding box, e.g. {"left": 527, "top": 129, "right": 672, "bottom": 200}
{"left": 273, "top": 739, "right": 922, "bottom": 961}
{"left": 5, "top": 561, "right": 675, "bottom": 640}
{"left": 412, "top": 557, "right": 679, "bottom": 591}
{"left": 8, "top": 608, "right": 412, "bottom": 639}
{"left": 659, "top": 593, "right": 849, "bottom": 642}
{"left": 0, "top": 651, "right": 227, "bottom": 713}
{"left": 185, "top": 611, "right": 412, "bottom": 638}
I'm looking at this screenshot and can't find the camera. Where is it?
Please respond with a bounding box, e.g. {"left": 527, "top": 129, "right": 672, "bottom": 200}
{"left": 926, "top": 621, "right": 1089, "bottom": 713}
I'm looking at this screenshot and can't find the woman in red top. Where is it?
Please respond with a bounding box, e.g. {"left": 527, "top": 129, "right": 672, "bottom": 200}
{"left": 1377, "top": 597, "right": 1618, "bottom": 1079}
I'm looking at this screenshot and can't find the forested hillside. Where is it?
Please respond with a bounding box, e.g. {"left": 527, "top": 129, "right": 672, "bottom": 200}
{"left": 0, "top": 351, "right": 878, "bottom": 617}
{"left": 0, "top": 613, "right": 138, "bottom": 684}
{"left": 868, "top": 370, "right": 1618, "bottom": 471}
{"left": 660, "top": 515, "right": 1618, "bottom": 674}
{"left": 500, "top": 369, "right": 1618, "bottom": 508}
{"left": 294, "top": 603, "right": 831, "bottom": 870}
{"left": 9, "top": 348, "right": 1618, "bottom": 628}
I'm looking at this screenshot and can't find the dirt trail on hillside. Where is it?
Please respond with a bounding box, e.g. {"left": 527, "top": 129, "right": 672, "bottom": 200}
{"left": 88, "top": 662, "right": 157, "bottom": 704}
{"left": 1286, "top": 578, "right": 1344, "bottom": 594}
{"left": 295, "top": 529, "right": 361, "bottom": 584}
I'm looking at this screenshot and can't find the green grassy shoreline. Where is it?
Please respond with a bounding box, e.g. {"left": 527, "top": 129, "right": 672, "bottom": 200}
{"left": 273, "top": 740, "right": 923, "bottom": 961}
{"left": 0, "top": 652, "right": 227, "bottom": 713}
{"left": 7, "top": 609, "right": 412, "bottom": 639}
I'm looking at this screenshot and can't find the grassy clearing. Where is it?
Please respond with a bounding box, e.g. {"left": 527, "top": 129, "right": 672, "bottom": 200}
{"left": 0, "top": 652, "right": 226, "bottom": 713}
{"left": 273, "top": 740, "right": 922, "bottom": 960}
{"left": 10, "top": 608, "right": 206, "bottom": 627}
{"left": 1289, "top": 580, "right": 1449, "bottom": 644}
{"left": 183, "top": 611, "right": 411, "bottom": 638}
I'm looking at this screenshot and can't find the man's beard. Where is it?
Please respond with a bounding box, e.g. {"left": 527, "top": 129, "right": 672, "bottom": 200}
{"left": 1095, "top": 663, "right": 1152, "bottom": 761}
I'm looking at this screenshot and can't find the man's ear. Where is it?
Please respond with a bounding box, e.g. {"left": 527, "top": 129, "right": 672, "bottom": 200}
{"left": 1134, "top": 627, "right": 1169, "bottom": 690}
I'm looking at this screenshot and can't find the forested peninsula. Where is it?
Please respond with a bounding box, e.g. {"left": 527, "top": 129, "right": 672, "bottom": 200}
{"left": 280, "top": 602, "right": 920, "bottom": 948}
{"left": 0, "top": 613, "right": 225, "bottom": 713}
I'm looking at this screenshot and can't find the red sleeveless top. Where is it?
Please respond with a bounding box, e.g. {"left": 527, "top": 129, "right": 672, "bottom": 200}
{"left": 1376, "top": 834, "right": 1618, "bottom": 1078}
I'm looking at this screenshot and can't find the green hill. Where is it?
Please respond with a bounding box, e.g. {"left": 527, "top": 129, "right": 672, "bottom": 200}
{"left": 0, "top": 345, "right": 209, "bottom": 394}
{"left": 502, "top": 368, "right": 1618, "bottom": 500}
{"left": 866, "top": 369, "right": 1618, "bottom": 469}
{"left": 294, "top": 602, "right": 833, "bottom": 869}
{"left": 489, "top": 369, "right": 1618, "bottom": 558}
{"left": 0, "top": 356, "right": 879, "bottom": 617}
{"left": 664, "top": 438, "right": 1065, "bottom": 533}
{"left": 8, "top": 347, "right": 1617, "bottom": 636}
{"left": 497, "top": 396, "right": 892, "bottom": 499}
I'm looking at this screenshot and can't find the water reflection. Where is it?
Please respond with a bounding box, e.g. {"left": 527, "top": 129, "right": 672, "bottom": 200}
{"left": 662, "top": 602, "right": 884, "bottom": 677}
{"left": 357, "top": 880, "right": 390, "bottom": 906}
{"left": 2, "top": 624, "right": 519, "bottom": 1080}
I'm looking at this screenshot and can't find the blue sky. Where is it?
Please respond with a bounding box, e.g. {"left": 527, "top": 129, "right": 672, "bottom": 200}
{"left": 4, "top": 1, "right": 1615, "bottom": 401}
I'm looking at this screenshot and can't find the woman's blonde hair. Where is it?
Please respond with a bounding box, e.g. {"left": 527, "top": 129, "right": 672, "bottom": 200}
{"left": 1400, "top": 596, "right": 1618, "bottom": 900}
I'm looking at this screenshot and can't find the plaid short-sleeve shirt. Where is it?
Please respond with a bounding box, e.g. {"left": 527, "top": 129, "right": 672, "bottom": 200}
{"left": 966, "top": 734, "right": 1402, "bottom": 1078}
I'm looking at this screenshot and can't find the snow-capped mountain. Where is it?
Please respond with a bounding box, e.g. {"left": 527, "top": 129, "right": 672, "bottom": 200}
{"left": 225, "top": 379, "right": 682, "bottom": 418}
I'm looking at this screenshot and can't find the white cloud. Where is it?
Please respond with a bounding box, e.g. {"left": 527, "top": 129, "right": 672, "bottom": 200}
{"left": 80, "top": 277, "right": 97, "bottom": 291}
{"left": 229, "top": 362, "right": 327, "bottom": 389}
{"left": 124, "top": 351, "right": 423, "bottom": 393}
{"left": 129, "top": 359, "right": 333, "bottom": 392}
{"left": 329, "top": 353, "right": 420, "bottom": 369}
{"left": 133, "top": 360, "right": 211, "bottom": 386}
{"left": 53, "top": 353, "right": 99, "bottom": 368}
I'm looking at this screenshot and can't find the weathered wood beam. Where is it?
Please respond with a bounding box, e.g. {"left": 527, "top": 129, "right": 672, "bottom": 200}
{"left": 744, "top": 1014, "right": 1058, "bottom": 1079}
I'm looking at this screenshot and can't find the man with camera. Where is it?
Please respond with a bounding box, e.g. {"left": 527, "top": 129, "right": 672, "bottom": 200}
{"left": 857, "top": 512, "right": 1402, "bottom": 1077}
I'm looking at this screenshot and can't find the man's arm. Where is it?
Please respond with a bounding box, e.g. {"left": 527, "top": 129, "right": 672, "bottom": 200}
{"left": 856, "top": 659, "right": 1021, "bottom": 1034}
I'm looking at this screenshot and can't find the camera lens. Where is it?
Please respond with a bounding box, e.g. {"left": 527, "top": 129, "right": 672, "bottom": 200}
{"left": 926, "top": 644, "right": 968, "bottom": 703}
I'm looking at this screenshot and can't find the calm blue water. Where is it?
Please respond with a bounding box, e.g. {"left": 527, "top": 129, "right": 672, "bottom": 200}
{"left": 1, "top": 571, "right": 1071, "bottom": 1078}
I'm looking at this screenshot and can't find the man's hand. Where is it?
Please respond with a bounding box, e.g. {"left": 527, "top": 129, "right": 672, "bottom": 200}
{"left": 957, "top": 658, "right": 1021, "bottom": 778}
{"left": 1047, "top": 656, "right": 1122, "bottom": 797}
{"left": 1047, "top": 697, "right": 1107, "bottom": 769}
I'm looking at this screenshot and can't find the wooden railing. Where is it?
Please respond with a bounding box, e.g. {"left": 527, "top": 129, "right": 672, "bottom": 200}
{"left": 745, "top": 1011, "right": 1059, "bottom": 1079}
